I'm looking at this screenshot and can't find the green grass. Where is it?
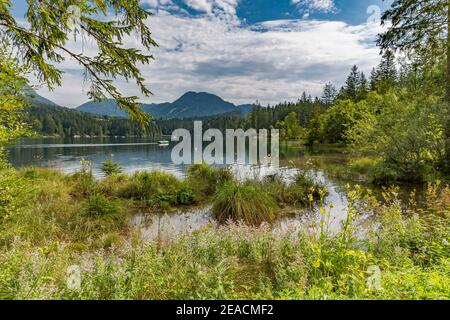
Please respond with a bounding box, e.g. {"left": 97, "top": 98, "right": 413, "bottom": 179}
{"left": 264, "top": 172, "right": 326, "bottom": 207}
{"left": 213, "top": 180, "right": 278, "bottom": 226}
{"left": 0, "top": 186, "right": 448, "bottom": 299}
{"left": 0, "top": 165, "right": 448, "bottom": 300}
{"left": 186, "top": 163, "right": 234, "bottom": 197}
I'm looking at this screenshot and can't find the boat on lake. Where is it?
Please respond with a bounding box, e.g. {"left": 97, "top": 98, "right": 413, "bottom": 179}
{"left": 158, "top": 140, "right": 170, "bottom": 147}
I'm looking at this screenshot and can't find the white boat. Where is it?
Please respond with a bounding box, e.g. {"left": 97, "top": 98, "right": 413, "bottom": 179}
{"left": 158, "top": 140, "right": 170, "bottom": 146}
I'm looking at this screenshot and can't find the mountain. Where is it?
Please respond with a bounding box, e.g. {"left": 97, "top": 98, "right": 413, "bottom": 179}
{"left": 76, "top": 92, "right": 253, "bottom": 119}
{"left": 24, "top": 90, "right": 160, "bottom": 138}
{"left": 237, "top": 104, "right": 254, "bottom": 114}
{"left": 77, "top": 99, "right": 128, "bottom": 117}
{"left": 25, "top": 88, "right": 62, "bottom": 108}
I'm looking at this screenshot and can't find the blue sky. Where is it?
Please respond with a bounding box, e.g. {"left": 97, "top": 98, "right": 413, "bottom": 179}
{"left": 140, "top": 0, "right": 389, "bottom": 25}
{"left": 11, "top": 0, "right": 391, "bottom": 107}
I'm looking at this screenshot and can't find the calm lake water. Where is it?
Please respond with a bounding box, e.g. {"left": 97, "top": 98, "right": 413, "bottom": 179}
{"left": 7, "top": 137, "right": 418, "bottom": 241}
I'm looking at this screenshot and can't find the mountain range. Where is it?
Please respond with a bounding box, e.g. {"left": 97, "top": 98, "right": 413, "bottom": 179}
{"left": 76, "top": 91, "right": 253, "bottom": 119}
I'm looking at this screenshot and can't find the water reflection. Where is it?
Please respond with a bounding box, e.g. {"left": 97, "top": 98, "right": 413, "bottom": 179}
{"left": 8, "top": 137, "right": 419, "bottom": 241}
{"left": 129, "top": 207, "right": 216, "bottom": 242}
{"left": 8, "top": 137, "right": 187, "bottom": 178}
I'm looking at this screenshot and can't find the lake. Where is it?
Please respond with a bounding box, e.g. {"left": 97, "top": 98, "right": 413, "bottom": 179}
{"left": 7, "top": 137, "right": 420, "bottom": 241}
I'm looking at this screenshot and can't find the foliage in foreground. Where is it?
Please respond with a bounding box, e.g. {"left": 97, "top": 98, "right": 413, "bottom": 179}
{"left": 0, "top": 49, "right": 30, "bottom": 168}
{"left": 0, "top": 182, "right": 448, "bottom": 300}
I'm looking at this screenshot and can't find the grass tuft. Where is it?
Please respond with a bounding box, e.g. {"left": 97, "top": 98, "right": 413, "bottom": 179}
{"left": 213, "top": 180, "right": 278, "bottom": 226}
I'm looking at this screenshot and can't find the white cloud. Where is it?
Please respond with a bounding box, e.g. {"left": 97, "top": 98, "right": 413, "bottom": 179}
{"left": 291, "top": 0, "right": 336, "bottom": 18}
{"left": 143, "top": 0, "right": 240, "bottom": 22}
{"left": 35, "top": 9, "right": 382, "bottom": 108}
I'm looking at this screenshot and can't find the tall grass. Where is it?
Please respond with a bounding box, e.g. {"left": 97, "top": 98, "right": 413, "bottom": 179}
{"left": 264, "top": 172, "right": 325, "bottom": 207}
{"left": 186, "top": 163, "right": 233, "bottom": 197}
{"left": 213, "top": 180, "right": 278, "bottom": 226}
{"left": 0, "top": 184, "right": 448, "bottom": 299}
{"left": 0, "top": 165, "right": 448, "bottom": 300}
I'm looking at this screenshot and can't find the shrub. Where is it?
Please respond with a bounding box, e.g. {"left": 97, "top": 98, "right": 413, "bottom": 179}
{"left": 100, "top": 159, "right": 123, "bottom": 176}
{"left": 369, "top": 162, "right": 399, "bottom": 185}
{"left": 213, "top": 180, "right": 278, "bottom": 226}
{"left": 82, "top": 194, "right": 119, "bottom": 218}
{"left": 176, "top": 183, "right": 196, "bottom": 205}
{"left": 348, "top": 92, "right": 447, "bottom": 182}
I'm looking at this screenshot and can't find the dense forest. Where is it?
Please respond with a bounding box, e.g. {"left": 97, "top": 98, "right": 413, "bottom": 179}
{"left": 27, "top": 104, "right": 161, "bottom": 138}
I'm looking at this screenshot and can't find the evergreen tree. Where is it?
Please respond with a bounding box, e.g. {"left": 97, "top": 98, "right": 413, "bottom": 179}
{"left": 321, "top": 82, "right": 337, "bottom": 106}
{"left": 378, "top": 50, "right": 398, "bottom": 93}
{"left": 358, "top": 72, "right": 369, "bottom": 100}
{"left": 343, "top": 65, "right": 360, "bottom": 101}
{"left": 0, "top": 0, "right": 157, "bottom": 124}
{"left": 369, "top": 67, "right": 380, "bottom": 92}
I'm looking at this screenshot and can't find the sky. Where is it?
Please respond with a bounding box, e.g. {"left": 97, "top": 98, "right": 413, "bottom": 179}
{"left": 11, "top": 0, "right": 392, "bottom": 107}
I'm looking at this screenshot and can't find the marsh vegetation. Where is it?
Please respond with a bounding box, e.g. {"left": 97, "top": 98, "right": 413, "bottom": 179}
{"left": 0, "top": 163, "right": 448, "bottom": 299}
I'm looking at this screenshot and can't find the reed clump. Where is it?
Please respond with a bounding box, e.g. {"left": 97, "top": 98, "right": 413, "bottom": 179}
{"left": 213, "top": 180, "right": 278, "bottom": 226}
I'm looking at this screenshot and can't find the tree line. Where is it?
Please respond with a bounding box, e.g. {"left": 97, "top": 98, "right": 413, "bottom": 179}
{"left": 27, "top": 104, "right": 161, "bottom": 138}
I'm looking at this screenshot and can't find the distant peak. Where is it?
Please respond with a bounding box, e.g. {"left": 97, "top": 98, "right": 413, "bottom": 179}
{"left": 179, "top": 91, "right": 216, "bottom": 98}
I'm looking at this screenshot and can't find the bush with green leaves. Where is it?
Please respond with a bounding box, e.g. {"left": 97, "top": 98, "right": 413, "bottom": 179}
{"left": 347, "top": 92, "right": 448, "bottom": 182}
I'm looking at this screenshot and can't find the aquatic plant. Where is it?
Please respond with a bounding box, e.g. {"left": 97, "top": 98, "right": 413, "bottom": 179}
{"left": 213, "top": 180, "right": 278, "bottom": 226}
{"left": 119, "top": 170, "right": 180, "bottom": 202}
{"left": 264, "top": 172, "right": 325, "bottom": 207}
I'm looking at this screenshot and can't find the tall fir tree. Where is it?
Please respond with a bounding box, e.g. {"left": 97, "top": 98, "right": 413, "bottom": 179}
{"left": 321, "top": 82, "right": 337, "bottom": 106}
{"left": 358, "top": 72, "right": 369, "bottom": 100}
{"left": 0, "top": 0, "right": 158, "bottom": 124}
{"left": 341, "top": 65, "right": 360, "bottom": 101}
